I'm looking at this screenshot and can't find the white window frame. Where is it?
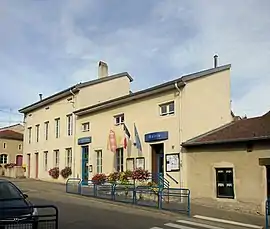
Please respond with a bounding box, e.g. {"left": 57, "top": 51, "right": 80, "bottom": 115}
{"left": 53, "top": 150, "right": 59, "bottom": 167}
{"left": 65, "top": 148, "right": 72, "bottom": 167}
{"left": 28, "top": 127, "right": 32, "bottom": 144}
{"left": 114, "top": 114, "right": 124, "bottom": 125}
{"left": 44, "top": 151, "right": 48, "bottom": 171}
{"left": 116, "top": 148, "right": 124, "bottom": 172}
{"left": 18, "top": 144, "right": 22, "bottom": 150}
{"left": 44, "top": 121, "right": 49, "bottom": 140}
{"left": 55, "top": 118, "right": 60, "bottom": 138}
{"left": 3, "top": 142, "right": 6, "bottom": 149}
{"left": 67, "top": 114, "right": 73, "bottom": 136}
{"left": 82, "top": 122, "right": 90, "bottom": 132}
{"left": 159, "top": 101, "right": 175, "bottom": 116}
{"left": 96, "top": 150, "right": 102, "bottom": 173}
{"left": 0, "top": 154, "right": 8, "bottom": 164}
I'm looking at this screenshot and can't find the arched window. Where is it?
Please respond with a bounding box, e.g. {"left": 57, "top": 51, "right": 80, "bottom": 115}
{"left": 0, "top": 154, "right": 8, "bottom": 164}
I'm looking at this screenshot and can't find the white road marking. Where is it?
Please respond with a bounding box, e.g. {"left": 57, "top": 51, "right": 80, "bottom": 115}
{"left": 164, "top": 223, "right": 194, "bottom": 229}
{"left": 150, "top": 227, "right": 163, "bottom": 229}
{"left": 193, "top": 215, "right": 263, "bottom": 229}
{"left": 177, "top": 220, "right": 225, "bottom": 229}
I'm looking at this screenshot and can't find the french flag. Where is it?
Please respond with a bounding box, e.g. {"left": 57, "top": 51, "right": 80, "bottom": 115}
{"left": 123, "top": 123, "right": 131, "bottom": 149}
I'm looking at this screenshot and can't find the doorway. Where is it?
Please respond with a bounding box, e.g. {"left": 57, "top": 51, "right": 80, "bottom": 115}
{"left": 27, "top": 154, "right": 31, "bottom": 178}
{"left": 16, "top": 155, "right": 23, "bottom": 166}
{"left": 267, "top": 166, "right": 270, "bottom": 197}
{"left": 151, "top": 143, "right": 164, "bottom": 184}
{"left": 35, "top": 153, "right": 39, "bottom": 179}
{"left": 81, "top": 146, "right": 89, "bottom": 185}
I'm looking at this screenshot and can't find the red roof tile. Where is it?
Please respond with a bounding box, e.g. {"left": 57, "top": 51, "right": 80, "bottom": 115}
{"left": 0, "top": 130, "right": 23, "bottom": 141}
{"left": 182, "top": 111, "right": 270, "bottom": 146}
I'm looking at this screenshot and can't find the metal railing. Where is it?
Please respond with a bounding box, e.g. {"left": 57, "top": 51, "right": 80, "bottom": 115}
{"left": 65, "top": 178, "right": 190, "bottom": 216}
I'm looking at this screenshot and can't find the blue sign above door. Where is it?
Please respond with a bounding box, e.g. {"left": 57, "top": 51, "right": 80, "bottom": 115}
{"left": 144, "top": 131, "right": 168, "bottom": 142}
{"left": 78, "top": 137, "right": 92, "bottom": 145}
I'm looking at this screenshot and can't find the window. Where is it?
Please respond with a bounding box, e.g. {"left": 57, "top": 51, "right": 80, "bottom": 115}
{"left": 36, "top": 124, "right": 40, "bottom": 142}
{"left": 114, "top": 114, "right": 124, "bottom": 125}
{"left": 216, "top": 168, "right": 234, "bottom": 199}
{"left": 116, "top": 148, "right": 124, "bottom": 172}
{"left": 0, "top": 154, "right": 7, "bottom": 164}
{"left": 18, "top": 144, "right": 22, "bottom": 150}
{"left": 160, "top": 101, "right": 175, "bottom": 116}
{"left": 3, "top": 143, "right": 6, "bottom": 149}
{"left": 96, "top": 150, "right": 102, "bottom": 173}
{"left": 44, "top": 121, "right": 49, "bottom": 140}
{"left": 53, "top": 150, "right": 59, "bottom": 167}
{"left": 65, "top": 148, "right": 72, "bottom": 167}
{"left": 82, "top": 122, "right": 90, "bottom": 132}
{"left": 44, "top": 151, "right": 48, "bottom": 171}
{"left": 28, "top": 127, "right": 32, "bottom": 144}
{"left": 55, "top": 118, "right": 60, "bottom": 138}
{"left": 67, "top": 114, "right": 73, "bottom": 136}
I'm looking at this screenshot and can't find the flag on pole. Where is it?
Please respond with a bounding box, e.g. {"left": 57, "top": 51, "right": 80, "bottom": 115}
{"left": 134, "top": 123, "right": 142, "bottom": 154}
{"left": 123, "top": 123, "right": 131, "bottom": 149}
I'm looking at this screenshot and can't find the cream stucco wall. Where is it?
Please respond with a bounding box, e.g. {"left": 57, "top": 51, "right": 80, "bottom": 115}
{"left": 184, "top": 143, "right": 269, "bottom": 215}
{"left": 0, "top": 138, "right": 23, "bottom": 165}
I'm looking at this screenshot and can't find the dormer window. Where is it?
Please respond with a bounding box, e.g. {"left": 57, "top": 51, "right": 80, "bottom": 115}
{"left": 114, "top": 114, "right": 124, "bottom": 125}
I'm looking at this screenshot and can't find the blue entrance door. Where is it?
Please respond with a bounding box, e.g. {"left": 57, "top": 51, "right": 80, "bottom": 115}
{"left": 81, "top": 146, "right": 89, "bottom": 185}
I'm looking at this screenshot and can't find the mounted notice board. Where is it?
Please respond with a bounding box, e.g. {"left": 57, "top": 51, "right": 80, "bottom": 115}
{"left": 166, "top": 153, "right": 180, "bottom": 172}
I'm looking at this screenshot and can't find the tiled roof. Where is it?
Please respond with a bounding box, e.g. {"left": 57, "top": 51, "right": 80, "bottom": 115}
{"left": 182, "top": 111, "right": 270, "bottom": 146}
{"left": 0, "top": 130, "right": 23, "bottom": 141}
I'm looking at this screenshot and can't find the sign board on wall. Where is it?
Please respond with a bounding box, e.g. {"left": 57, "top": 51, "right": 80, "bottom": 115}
{"left": 166, "top": 153, "right": 180, "bottom": 172}
{"left": 78, "top": 137, "right": 92, "bottom": 145}
{"left": 144, "top": 131, "right": 168, "bottom": 142}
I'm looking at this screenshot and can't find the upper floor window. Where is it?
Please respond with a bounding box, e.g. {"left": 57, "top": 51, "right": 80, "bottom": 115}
{"left": 44, "top": 121, "right": 49, "bottom": 140}
{"left": 114, "top": 114, "right": 124, "bottom": 125}
{"left": 3, "top": 143, "right": 6, "bottom": 149}
{"left": 216, "top": 168, "right": 234, "bottom": 199}
{"left": 18, "top": 144, "right": 22, "bottom": 150}
{"left": 55, "top": 118, "right": 60, "bottom": 138}
{"left": 0, "top": 154, "right": 7, "bottom": 164}
{"left": 67, "top": 114, "right": 73, "bottom": 136}
{"left": 28, "top": 127, "right": 32, "bottom": 144}
{"left": 82, "top": 122, "right": 90, "bottom": 132}
{"left": 36, "top": 124, "right": 40, "bottom": 142}
{"left": 160, "top": 101, "right": 175, "bottom": 116}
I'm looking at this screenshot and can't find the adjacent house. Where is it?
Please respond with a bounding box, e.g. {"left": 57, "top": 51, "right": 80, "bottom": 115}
{"left": 182, "top": 111, "right": 270, "bottom": 215}
{"left": 0, "top": 130, "right": 23, "bottom": 166}
{"left": 0, "top": 123, "right": 24, "bottom": 134}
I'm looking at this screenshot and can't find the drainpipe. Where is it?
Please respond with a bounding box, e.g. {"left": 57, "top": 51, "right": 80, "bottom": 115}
{"left": 69, "top": 88, "right": 77, "bottom": 178}
{"left": 174, "top": 81, "right": 185, "bottom": 188}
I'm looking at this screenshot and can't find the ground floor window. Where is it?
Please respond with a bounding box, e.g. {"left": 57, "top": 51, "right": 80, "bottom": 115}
{"left": 216, "top": 167, "right": 234, "bottom": 199}
{"left": 0, "top": 154, "right": 7, "bottom": 164}
{"left": 116, "top": 148, "right": 124, "bottom": 172}
{"left": 43, "top": 151, "right": 48, "bottom": 171}
{"left": 65, "top": 148, "right": 72, "bottom": 168}
{"left": 53, "top": 150, "right": 59, "bottom": 167}
{"left": 96, "top": 150, "right": 102, "bottom": 173}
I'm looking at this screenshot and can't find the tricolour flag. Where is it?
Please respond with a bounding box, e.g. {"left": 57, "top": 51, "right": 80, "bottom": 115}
{"left": 123, "top": 123, "right": 131, "bottom": 149}
{"left": 134, "top": 123, "right": 142, "bottom": 155}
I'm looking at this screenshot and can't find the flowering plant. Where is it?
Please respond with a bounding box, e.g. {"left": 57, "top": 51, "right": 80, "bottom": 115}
{"left": 92, "top": 173, "right": 107, "bottom": 185}
{"left": 119, "top": 170, "right": 133, "bottom": 185}
{"left": 48, "top": 167, "right": 59, "bottom": 179}
{"left": 107, "top": 172, "right": 120, "bottom": 183}
{"left": 132, "top": 168, "right": 150, "bottom": 181}
{"left": 60, "top": 167, "right": 72, "bottom": 179}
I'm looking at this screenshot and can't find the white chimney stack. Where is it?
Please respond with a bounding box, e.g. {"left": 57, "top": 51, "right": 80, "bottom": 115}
{"left": 98, "top": 61, "right": 108, "bottom": 78}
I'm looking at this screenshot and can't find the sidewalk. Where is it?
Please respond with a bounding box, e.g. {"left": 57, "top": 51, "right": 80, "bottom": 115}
{"left": 191, "top": 202, "right": 264, "bottom": 227}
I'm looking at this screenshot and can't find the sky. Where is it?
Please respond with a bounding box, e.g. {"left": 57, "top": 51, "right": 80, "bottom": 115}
{"left": 0, "top": 0, "right": 270, "bottom": 127}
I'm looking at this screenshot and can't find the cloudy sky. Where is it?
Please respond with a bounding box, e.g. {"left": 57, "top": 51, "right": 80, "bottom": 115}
{"left": 0, "top": 0, "right": 270, "bottom": 127}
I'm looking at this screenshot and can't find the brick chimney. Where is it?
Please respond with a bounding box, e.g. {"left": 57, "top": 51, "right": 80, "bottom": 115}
{"left": 98, "top": 61, "right": 108, "bottom": 78}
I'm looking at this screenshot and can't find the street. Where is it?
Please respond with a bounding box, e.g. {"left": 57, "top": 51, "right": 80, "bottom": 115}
{"left": 8, "top": 179, "right": 264, "bottom": 229}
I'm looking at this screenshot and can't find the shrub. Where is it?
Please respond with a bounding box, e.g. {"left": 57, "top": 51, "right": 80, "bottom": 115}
{"left": 92, "top": 173, "right": 107, "bottom": 185}
{"left": 4, "top": 163, "right": 16, "bottom": 169}
{"left": 119, "top": 170, "right": 133, "bottom": 185}
{"left": 132, "top": 168, "right": 150, "bottom": 181}
{"left": 107, "top": 172, "right": 120, "bottom": 183}
{"left": 60, "top": 167, "right": 72, "bottom": 179}
{"left": 48, "top": 167, "right": 59, "bottom": 179}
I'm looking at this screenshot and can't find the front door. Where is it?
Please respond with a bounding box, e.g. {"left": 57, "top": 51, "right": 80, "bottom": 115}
{"left": 35, "top": 153, "right": 39, "bottom": 179}
{"left": 151, "top": 143, "right": 164, "bottom": 185}
{"left": 81, "top": 146, "right": 89, "bottom": 185}
{"left": 27, "top": 154, "right": 31, "bottom": 178}
{"left": 16, "top": 155, "right": 23, "bottom": 166}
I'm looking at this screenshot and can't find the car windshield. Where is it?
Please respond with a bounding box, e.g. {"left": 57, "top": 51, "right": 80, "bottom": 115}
{"left": 0, "top": 182, "right": 23, "bottom": 200}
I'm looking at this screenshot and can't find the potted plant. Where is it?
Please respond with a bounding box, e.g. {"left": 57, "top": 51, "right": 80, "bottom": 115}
{"left": 132, "top": 168, "right": 150, "bottom": 182}
{"left": 92, "top": 173, "right": 107, "bottom": 185}
{"left": 107, "top": 172, "right": 120, "bottom": 184}
{"left": 60, "top": 167, "right": 72, "bottom": 179}
{"left": 48, "top": 167, "right": 59, "bottom": 179}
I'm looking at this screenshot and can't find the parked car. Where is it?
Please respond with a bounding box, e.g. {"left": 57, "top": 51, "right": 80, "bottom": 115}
{"left": 0, "top": 179, "right": 38, "bottom": 228}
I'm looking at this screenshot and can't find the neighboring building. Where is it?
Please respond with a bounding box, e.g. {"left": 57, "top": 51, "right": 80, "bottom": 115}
{"left": 73, "top": 64, "right": 232, "bottom": 187}
{"left": 182, "top": 111, "right": 270, "bottom": 215}
{"left": 19, "top": 60, "right": 233, "bottom": 187}
{"left": 0, "top": 123, "right": 24, "bottom": 134}
{"left": 0, "top": 130, "right": 23, "bottom": 166}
